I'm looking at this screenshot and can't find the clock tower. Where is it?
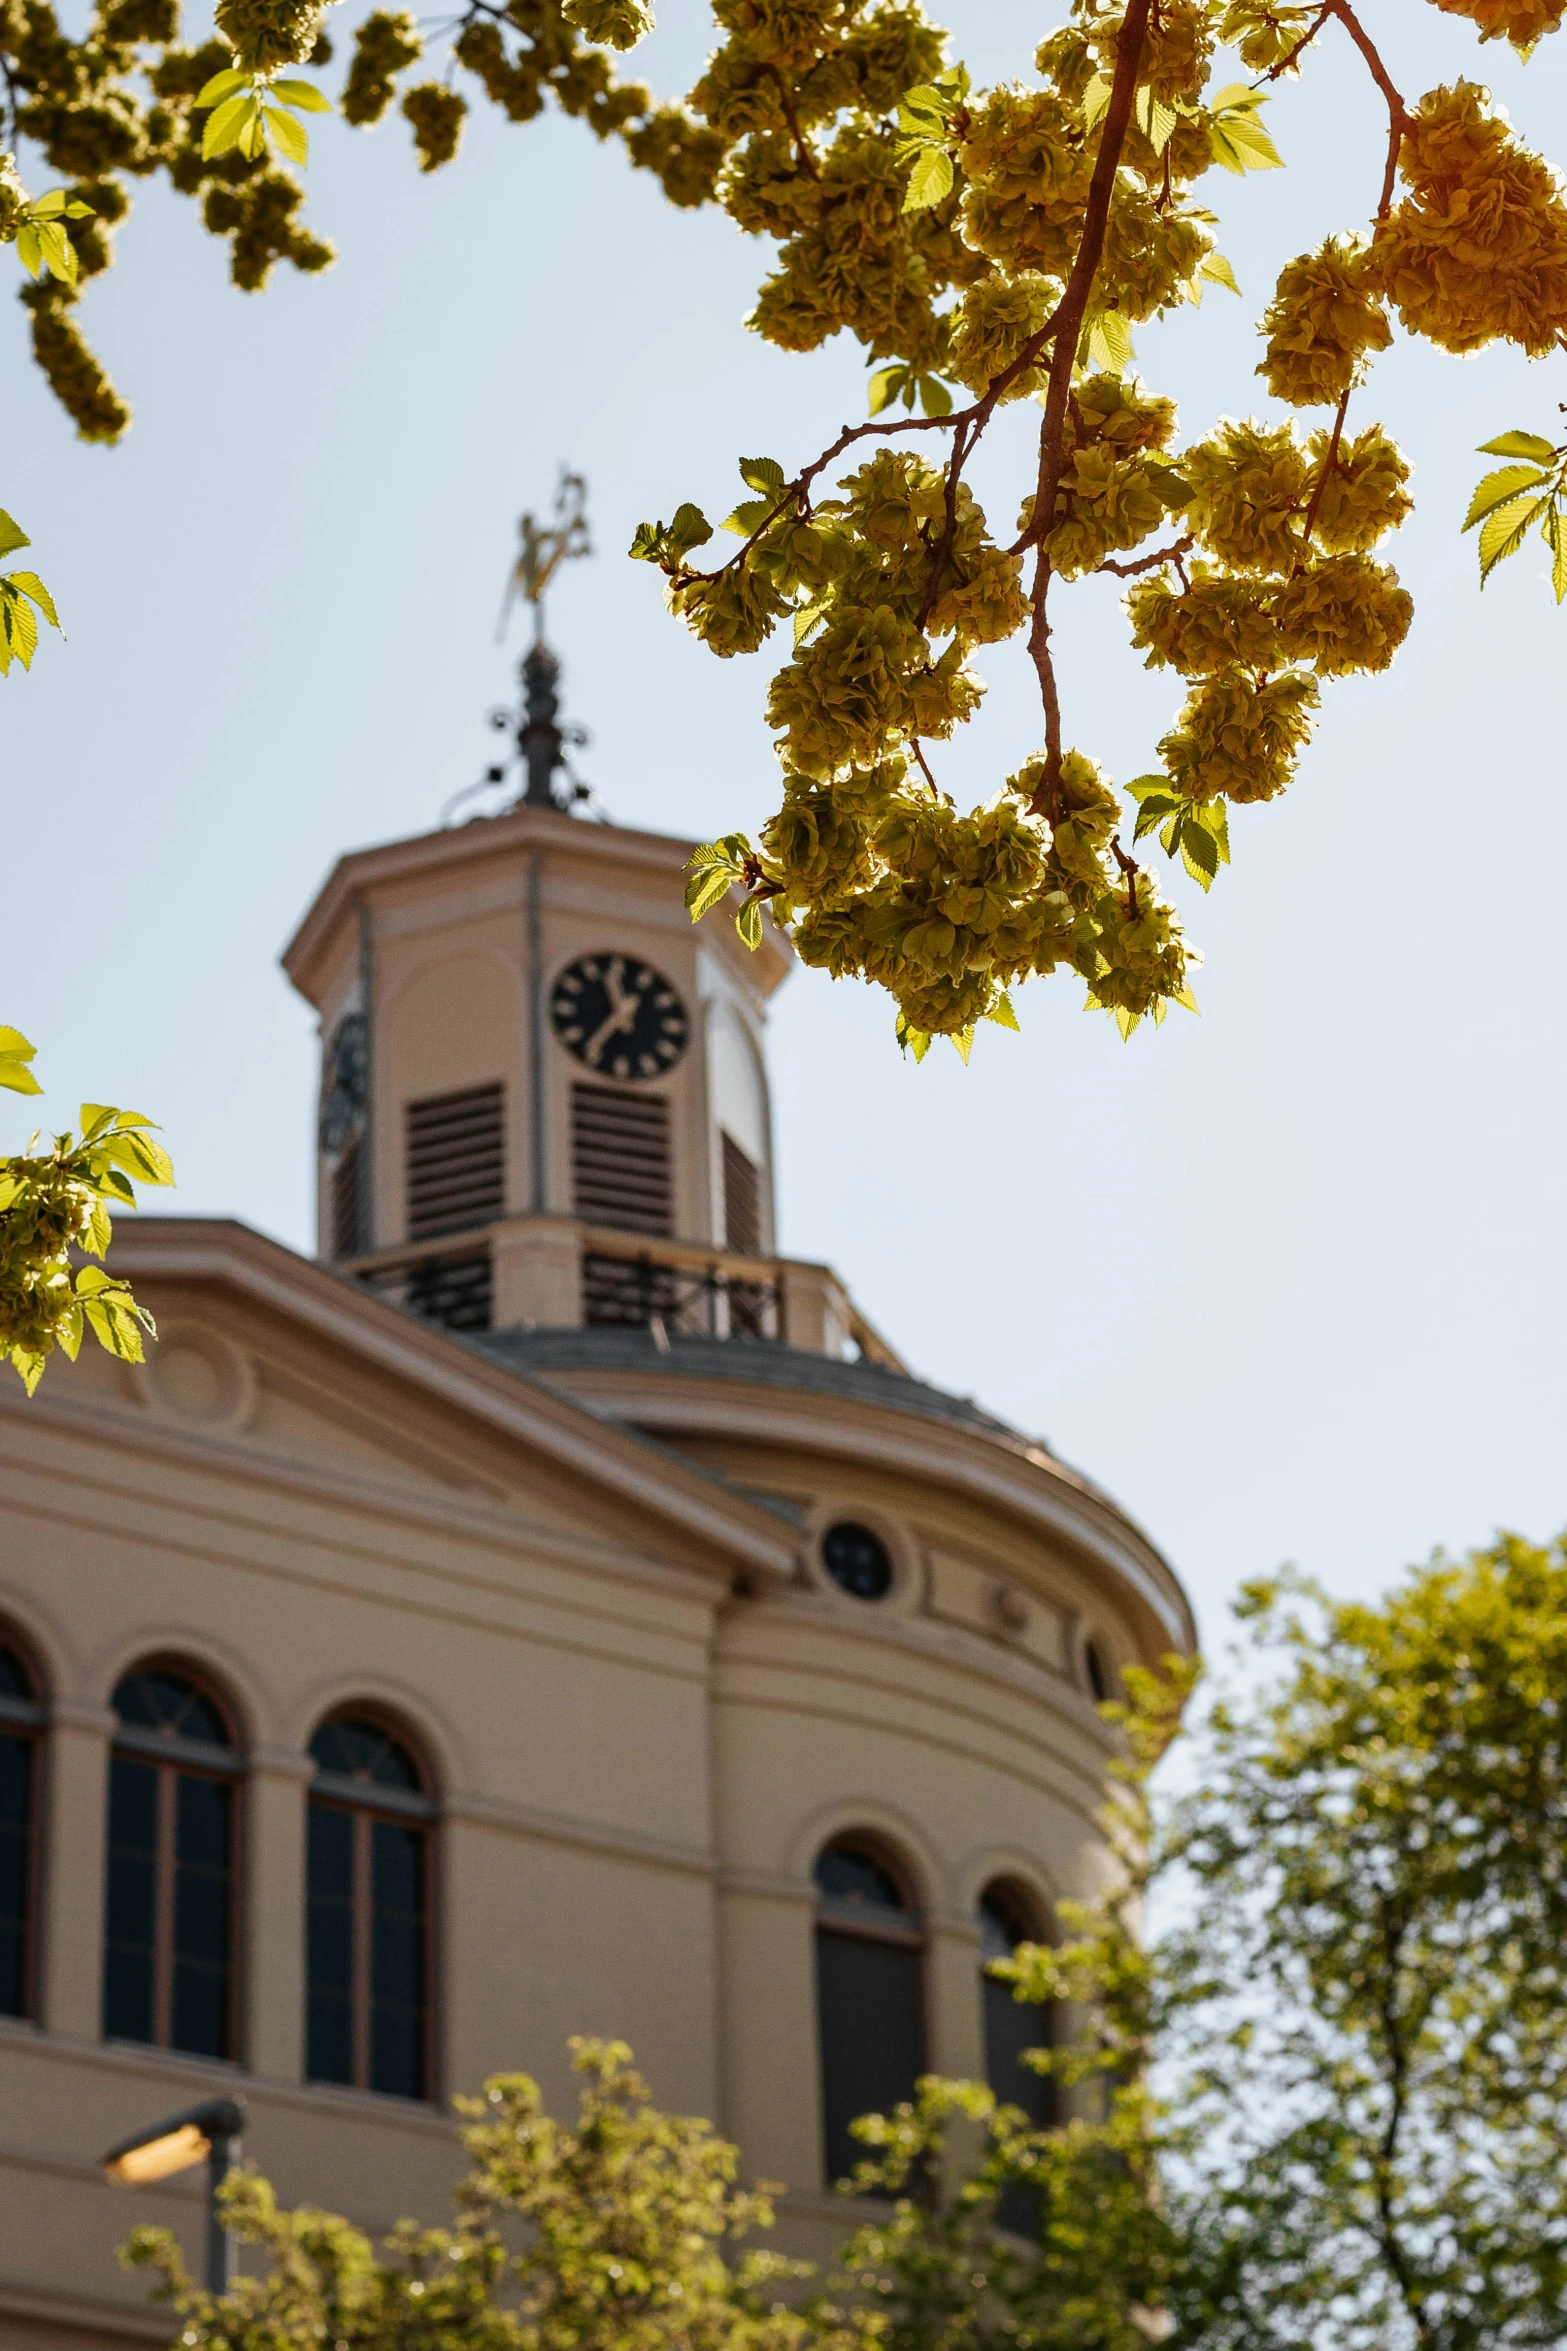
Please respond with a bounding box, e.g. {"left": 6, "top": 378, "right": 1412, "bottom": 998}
{"left": 282, "top": 566, "right": 889, "bottom": 1365}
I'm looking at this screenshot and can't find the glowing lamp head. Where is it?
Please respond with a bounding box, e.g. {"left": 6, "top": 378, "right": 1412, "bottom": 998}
{"left": 102, "top": 2098, "right": 246, "bottom": 2187}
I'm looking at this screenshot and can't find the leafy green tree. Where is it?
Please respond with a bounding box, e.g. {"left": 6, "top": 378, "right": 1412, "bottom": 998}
{"left": 125, "top": 2039, "right": 821, "bottom": 2351}
{"left": 119, "top": 1538, "right": 1567, "bottom": 2351}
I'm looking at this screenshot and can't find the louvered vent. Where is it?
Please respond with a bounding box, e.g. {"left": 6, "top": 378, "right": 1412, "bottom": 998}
{"left": 405, "top": 1084, "right": 505, "bottom": 1242}
{"left": 329, "top": 1137, "right": 364, "bottom": 1261}
{"left": 571, "top": 1084, "right": 672, "bottom": 1235}
{"left": 721, "top": 1131, "right": 761, "bottom": 1257}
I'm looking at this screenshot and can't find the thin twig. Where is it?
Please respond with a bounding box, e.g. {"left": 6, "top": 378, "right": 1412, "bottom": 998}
{"left": 1259, "top": 2, "right": 1332, "bottom": 85}
{"left": 1024, "top": 0, "right": 1155, "bottom": 819}
{"left": 1109, "top": 831, "right": 1141, "bottom": 917}
{"left": 763, "top": 63, "right": 820, "bottom": 180}
{"left": 1096, "top": 534, "right": 1194, "bottom": 579}
{"left": 1297, "top": 385, "right": 1351, "bottom": 553}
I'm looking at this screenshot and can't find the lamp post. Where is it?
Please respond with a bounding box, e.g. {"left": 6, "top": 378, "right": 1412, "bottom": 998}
{"left": 101, "top": 2096, "right": 246, "bottom": 2290}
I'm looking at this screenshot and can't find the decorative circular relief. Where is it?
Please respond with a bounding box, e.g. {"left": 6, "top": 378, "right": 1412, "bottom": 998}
{"left": 550, "top": 953, "right": 689, "bottom": 1083}
{"left": 145, "top": 1326, "right": 256, "bottom": 1436}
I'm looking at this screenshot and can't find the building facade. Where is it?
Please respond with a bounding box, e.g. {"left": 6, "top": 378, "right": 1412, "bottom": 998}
{"left": 0, "top": 747, "right": 1193, "bottom": 2350}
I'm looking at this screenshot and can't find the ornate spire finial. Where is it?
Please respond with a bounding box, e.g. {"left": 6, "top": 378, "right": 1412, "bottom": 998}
{"left": 446, "top": 473, "right": 596, "bottom": 826}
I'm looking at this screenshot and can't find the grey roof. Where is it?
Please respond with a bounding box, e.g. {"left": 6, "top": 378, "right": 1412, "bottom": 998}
{"left": 464, "top": 1326, "right": 1050, "bottom": 1452}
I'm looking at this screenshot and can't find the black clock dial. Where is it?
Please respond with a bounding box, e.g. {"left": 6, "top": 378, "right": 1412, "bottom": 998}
{"left": 319, "top": 1011, "right": 368, "bottom": 1154}
{"left": 550, "top": 953, "right": 689, "bottom": 1082}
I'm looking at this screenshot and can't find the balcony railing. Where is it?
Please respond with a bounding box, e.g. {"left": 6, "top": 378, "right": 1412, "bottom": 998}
{"left": 338, "top": 1214, "right": 906, "bottom": 1371}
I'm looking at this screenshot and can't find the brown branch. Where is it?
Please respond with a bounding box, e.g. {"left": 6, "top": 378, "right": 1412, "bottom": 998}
{"left": 1259, "top": 2, "right": 1332, "bottom": 84}
{"left": 1325, "top": 0, "right": 1411, "bottom": 215}
{"left": 916, "top": 415, "right": 976, "bottom": 629}
{"left": 1109, "top": 831, "right": 1141, "bottom": 917}
{"left": 1096, "top": 533, "right": 1194, "bottom": 579}
{"left": 1024, "top": 0, "right": 1155, "bottom": 819}
{"left": 907, "top": 736, "right": 947, "bottom": 800}
{"left": 762, "top": 63, "right": 820, "bottom": 180}
{"left": 1297, "top": 385, "right": 1351, "bottom": 555}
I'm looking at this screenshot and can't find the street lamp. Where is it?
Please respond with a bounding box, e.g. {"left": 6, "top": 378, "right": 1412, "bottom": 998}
{"left": 102, "top": 2096, "right": 246, "bottom": 2291}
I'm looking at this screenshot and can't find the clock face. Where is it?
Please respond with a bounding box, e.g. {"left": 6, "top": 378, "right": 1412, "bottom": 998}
{"left": 319, "top": 1011, "right": 368, "bottom": 1154}
{"left": 550, "top": 953, "right": 690, "bottom": 1082}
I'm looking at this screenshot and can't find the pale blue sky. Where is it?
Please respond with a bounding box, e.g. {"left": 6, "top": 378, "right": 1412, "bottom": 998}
{"left": 6, "top": 0, "right": 1564, "bottom": 1643}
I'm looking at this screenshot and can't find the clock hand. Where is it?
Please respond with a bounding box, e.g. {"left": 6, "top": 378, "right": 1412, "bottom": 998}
{"left": 584, "top": 991, "right": 639, "bottom": 1065}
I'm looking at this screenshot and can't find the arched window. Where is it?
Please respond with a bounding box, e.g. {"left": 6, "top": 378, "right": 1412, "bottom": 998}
{"left": 104, "top": 1664, "right": 240, "bottom": 2058}
{"left": 814, "top": 1836, "right": 925, "bottom": 2188}
{"left": 0, "top": 1635, "right": 43, "bottom": 2020}
{"left": 979, "top": 1879, "right": 1056, "bottom": 2234}
{"left": 306, "top": 1712, "right": 434, "bottom": 2101}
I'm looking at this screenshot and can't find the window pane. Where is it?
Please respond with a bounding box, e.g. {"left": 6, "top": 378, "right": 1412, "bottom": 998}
{"left": 172, "top": 1775, "right": 231, "bottom": 2058}
{"left": 984, "top": 1972, "right": 1053, "bottom": 2235}
{"left": 370, "top": 1819, "right": 425, "bottom": 2099}
{"left": 306, "top": 1802, "right": 354, "bottom": 2085}
{"left": 0, "top": 1646, "right": 34, "bottom": 1703}
{"left": 113, "top": 1672, "right": 230, "bottom": 1749}
{"left": 310, "top": 1717, "right": 421, "bottom": 1790}
{"left": 815, "top": 1928, "right": 923, "bottom": 2188}
{"left": 0, "top": 1733, "right": 32, "bottom": 2017}
{"left": 104, "top": 1757, "right": 157, "bottom": 2043}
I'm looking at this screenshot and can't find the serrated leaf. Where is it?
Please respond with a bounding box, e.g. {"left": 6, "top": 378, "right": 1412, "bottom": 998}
{"left": 1464, "top": 464, "right": 1549, "bottom": 532}
{"left": 1, "top": 585, "right": 40, "bottom": 671}
{"left": 34, "top": 220, "right": 78, "bottom": 285}
{"left": 894, "top": 1013, "right": 932, "bottom": 1063}
{"left": 203, "top": 91, "right": 258, "bottom": 156}
{"left": 80, "top": 1103, "right": 118, "bottom": 1140}
{"left": 9, "top": 1348, "right": 46, "bottom": 1396}
{"left": 987, "top": 989, "right": 1020, "bottom": 1032}
{"left": 721, "top": 498, "right": 773, "bottom": 537}
{"left": 1134, "top": 84, "right": 1177, "bottom": 152}
{"left": 667, "top": 501, "right": 712, "bottom": 556}
{"left": 1082, "top": 73, "right": 1111, "bottom": 130}
{"left": 0, "top": 1027, "right": 41, "bottom": 1096}
{"left": 1114, "top": 1005, "right": 1140, "bottom": 1039}
{"left": 84, "top": 1197, "right": 113, "bottom": 1258}
{"left": 271, "top": 75, "right": 332, "bottom": 109}
{"left": 917, "top": 373, "right": 953, "bottom": 418}
{"left": 1200, "top": 252, "right": 1240, "bottom": 295}
{"left": 196, "top": 66, "right": 249, "bottom": 105}
{"left": 56, "top": 1301, "right": 84, "bottom": 1361}
{"left": 0, "top": 513, "right": 30, "bottom": 560}
{"left": 14, "top": 224, "right": 40, "bottom": 278}
{"left": 1479, "top": 493, "right": 1551, "bottom": 582}
{"left": 1085, "top": 310, "right": 1135, "bottom": 371}
{"left": 903, "top": 145, "right": 953, "bottom": 212}
{"left": 8, "top": 573, "right": 60, "bottom": 630}
{"left": 1547, "top": 506, "right": 1567, "bottom": 605}
{"left": 686, "top": 866, "right": 735, "bottom": 921}
{"left": 265, "top": 105, "right": 309, "bottom": 164}
{"left": 688, "top": 840, "right": 732, "bottom": 868}
{"left": 1179, "top": 820, "right": 1220, "bottom": 889}
{"left": 1478, "top": 429, "right": 1558, "bottom": 464}
{"left": 950, "top": 1025, "right": 976, "bottom": 1063}
{"left": 1174, "top": 984, "right": 1200, "bottom": 1014}
{"left": 738, "top": 456, "right": 785, "bottom": 495}
{"left": 735, "top": 897, "right": 763, "bottom": 950}
{"left": 1132, "top": 795, "right": 1181, "bottom": 840}
{"left": 1145, "top": 462, "right": 1193, "bottom": 510}
{"left": 794, "top": 597, "right": 829, "bottom": 646}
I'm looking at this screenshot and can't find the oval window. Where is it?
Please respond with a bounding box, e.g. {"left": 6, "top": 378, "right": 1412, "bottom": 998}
{"left": 821, "top": 1521, "right": 894, "bottom": 1601}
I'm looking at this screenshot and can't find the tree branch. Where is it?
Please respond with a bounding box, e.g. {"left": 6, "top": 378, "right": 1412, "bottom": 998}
{"left": 1024, "top": 0, "right": 1155, "bottom": 819}
{"left": 1096, "top": 534, "right": 1194, "bottom": 579}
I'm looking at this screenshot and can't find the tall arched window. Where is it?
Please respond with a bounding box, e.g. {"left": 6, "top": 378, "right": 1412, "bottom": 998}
{"left": 103, "top": 1665, "right": 240, "bottom": 2058}
{"left": 979, "top": 1879, "right": 1056, "bottom": 2234}
{"left": 0, "top": 1635, "right": 43, "bottom": 2020}
{"left": 814, "top": 1836, "right": 925, "bottom": 2188}
{"left": 306, "top": 1713, "right": 434, "bottom": 2101}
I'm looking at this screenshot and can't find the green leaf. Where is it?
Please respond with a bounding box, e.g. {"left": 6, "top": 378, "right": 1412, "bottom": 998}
{"left": 917, "top": 373, "right": 953, "bottom": 418}
{"left": 1084, "top": 310, "right": 1135, "bottom": 371}
{"left": 83, "top": 1197, "right": 113, "bottom": 1258}
{"left": 0, "top": 513, "right": 30, "bottom": 560}
{"left": 195, "top": 66, "right": 249, "bottom": 106}
{"left": 735, "top": 896, "right": 763, "bottom": 950}
{"left": 721, "top": 498, "right": 773, "bottom": 537}
{"left": 7, "top": 573, "right": 60, "bottom": 630}
{"left": 868, "top": 365, "right": 909, "bottom": 417}
{"left": 1179, "top": 819, "right": 1220, "bottom": 889}
{"left": 13, "top": 223, "right": 40, "bottom": 278}
{"left": 738, "top": 456, "right": 785, "bottom": 496}
{"left": 1478, "top": 429, "right": 1559, "bottom": 464}
{"left": 1207, "top": 90, "right": 1284, "bottom": 173}
{"left": 1546, "top": 506, "right": 1567, "bottom": 605}
{"left": 950, "top": 1025, "right": 976, "bottom": 1063}
{"left": 794, "top": 596, "right": 829, "bottom": 646}
{"left": 1081, "top": 73, "right": 1111, "bottom": 131}
{"left": 895, "top": 1013, "right": 932, "bottom": 1062}
{"left": 986, "top": 989, "right": 1020, "bottom": 1033}
{"left": 903, "top": 145, "right": 953, "bottom": 212}
{"left": 0, "top": 1027, "right": 41, "bottom": 1096}
{"left": 1478, "top": 493, "right": 1551, "bottom": 582}
{"left": 100, "top": 1128, "right": 175, "bottom": 1186}
{"left": 271, "top": 75, "right": 332, "bottom": 109}
{"left": 667, "top": 502, "right": 712, "bottom": 558}
{"left": 1463, "top": 465, "right": 1549, "bottom": 532}
{"left": 1199, "top": 252, "right": 1240, "bottom": 295}
{"left": 686, "top": 866, "right": 735, "bottom": 922}
{"left": 0, "top": 583, "right": 40, "bottom": 672}
{"left": 265, "top": 105, "right": 309, "bottom": 164}
{"left": 628, "top": 521, "right": 665, "bottom": 562}
{"left": 203, "top": 91, "right": 258, "bottom": 156}
{"left": 1145, "top": 462, "right": 1193, "bottom": 510}
{"left": 80, "top": 1103, "right": 118, "bottom": 1140}
{"left": 34, "top": 220, "right": 78, "bottom": 286}
{"left": 1134, "top": 84, "right": 1177, "bottom": 153}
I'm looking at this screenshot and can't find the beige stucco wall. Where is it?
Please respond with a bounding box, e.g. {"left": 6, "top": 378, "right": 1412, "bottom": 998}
{"left": 0, "top": 1237, "right": 1187, "bottom": 2348}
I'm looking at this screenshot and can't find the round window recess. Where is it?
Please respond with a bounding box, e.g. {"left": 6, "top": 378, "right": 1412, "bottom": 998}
{"left": 820, "top": 1520, "right": 895, "bottom": 1602}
